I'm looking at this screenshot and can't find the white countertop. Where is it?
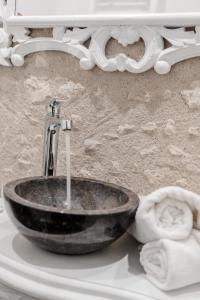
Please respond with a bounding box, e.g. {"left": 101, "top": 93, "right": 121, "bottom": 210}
{"left": 0, "top": 209, "right": 200, "bottom": 300}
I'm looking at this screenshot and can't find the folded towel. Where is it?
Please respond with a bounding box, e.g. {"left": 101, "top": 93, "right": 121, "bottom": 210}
{"left": 140, "top": 230, "right": 200, "bottom": 291}
{"left": 129, "top": 187, "right": 200, "bottom": 243}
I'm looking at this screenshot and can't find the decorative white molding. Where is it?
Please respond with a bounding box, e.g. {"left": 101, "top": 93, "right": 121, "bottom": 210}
{"left": 1, "top": 25, "right": 200, "bottom": 74}
{"left": 0, "top": 28, "right": 12, "bottom": 66}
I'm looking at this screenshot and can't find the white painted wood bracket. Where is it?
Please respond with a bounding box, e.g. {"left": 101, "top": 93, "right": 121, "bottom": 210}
{"left": 1, "top": 25, "right": 200, "bottom": 74}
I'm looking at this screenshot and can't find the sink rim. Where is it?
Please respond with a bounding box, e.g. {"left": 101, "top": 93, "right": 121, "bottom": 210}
{"left": 3, "top": 176, "right": 139, "bottom": 216}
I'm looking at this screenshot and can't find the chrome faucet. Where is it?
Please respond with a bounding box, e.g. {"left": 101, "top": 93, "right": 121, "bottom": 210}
{"left": 42, "top": 99, "right": 72, "bottom": 177}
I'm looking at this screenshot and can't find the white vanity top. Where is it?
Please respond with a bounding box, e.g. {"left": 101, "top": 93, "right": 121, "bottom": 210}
{"left": 0, "top": 210, "right": 200, "bottom": 300}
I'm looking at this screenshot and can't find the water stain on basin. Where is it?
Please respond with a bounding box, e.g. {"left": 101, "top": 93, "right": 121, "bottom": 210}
{"left": 3, "top": 176, "right": 139, "bottom": 255}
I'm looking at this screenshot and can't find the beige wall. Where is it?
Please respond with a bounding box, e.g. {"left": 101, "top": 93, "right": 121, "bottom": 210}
{"left": 1, "top": 38, "right": 200, "bottom": 195}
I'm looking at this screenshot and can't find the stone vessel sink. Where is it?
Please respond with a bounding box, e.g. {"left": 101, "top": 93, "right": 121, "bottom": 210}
{"left": 3, "top": 176, "right": 139, "bottom": 255}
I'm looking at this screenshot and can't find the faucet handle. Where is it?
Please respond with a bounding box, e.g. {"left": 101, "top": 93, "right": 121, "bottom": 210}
{"left": 47, "top": 98, "right": 65, "bottom": 118}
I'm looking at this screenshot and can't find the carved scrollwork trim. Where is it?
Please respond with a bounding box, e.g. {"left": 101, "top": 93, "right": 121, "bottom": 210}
{"left": 0, "top": 28, "right": 12, "bottom": 66}
{"left": 0, "top": 25, "right": 200, "bottom": 74}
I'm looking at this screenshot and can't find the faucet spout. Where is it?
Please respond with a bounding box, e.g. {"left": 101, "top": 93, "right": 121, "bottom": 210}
{"left": 42, "top": 99, "right": 72, "bottom": 177}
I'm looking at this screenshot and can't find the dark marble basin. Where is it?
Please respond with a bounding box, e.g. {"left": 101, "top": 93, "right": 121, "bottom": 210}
{"left": 3, "top": 176, "right": 139, "bottom": 255}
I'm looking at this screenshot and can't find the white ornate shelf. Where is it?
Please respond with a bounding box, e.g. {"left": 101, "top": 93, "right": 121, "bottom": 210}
{"left": 0, "top": 209, "right": 199, "bottom": 300}
{"left": 1, "top": 0, "right": 200, "bottom": 74}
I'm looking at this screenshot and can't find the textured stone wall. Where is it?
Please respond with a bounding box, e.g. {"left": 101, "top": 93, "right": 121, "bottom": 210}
{"left": 1, "top": 37, "right": 200, "bottom": 197}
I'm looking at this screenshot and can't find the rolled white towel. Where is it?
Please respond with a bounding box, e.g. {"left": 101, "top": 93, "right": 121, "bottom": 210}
{"left": 129, "top": 186, "right": 200, "bottom": 243}
{"left": 140, "top": 230, "right": 200, "bottom": 291}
